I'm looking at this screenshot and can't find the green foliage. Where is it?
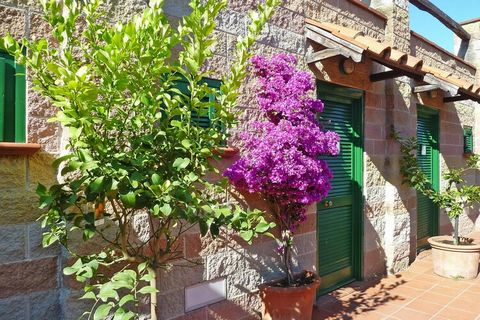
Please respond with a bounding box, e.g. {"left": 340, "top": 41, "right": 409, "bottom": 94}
{"left": 393, "top": 129, "right": 480, "bottom": 244}
{"left": 1, "top": 0, "right": 281, "bottom": 318}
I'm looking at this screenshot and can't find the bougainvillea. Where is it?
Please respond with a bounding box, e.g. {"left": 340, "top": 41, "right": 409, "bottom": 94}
{"left": 224, "top": 53, "right": 339, "bottom": 285}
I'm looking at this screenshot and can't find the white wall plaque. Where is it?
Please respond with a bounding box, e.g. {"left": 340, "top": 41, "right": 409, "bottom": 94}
{"left": 421, "top": 145, "right": 427, "bottom": 156}
{"left": 185, "top": 277, "right": 226, "bottom": 312}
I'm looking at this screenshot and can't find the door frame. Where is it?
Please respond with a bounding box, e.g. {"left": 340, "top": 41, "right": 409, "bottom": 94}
{"left": 416, "top": 104, "right": 440, "bottom": 249}
{"left": 316, "top": 81, "right": 364, "bottom": 294}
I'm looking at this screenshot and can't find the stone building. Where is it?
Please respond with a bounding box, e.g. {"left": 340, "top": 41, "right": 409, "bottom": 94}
{"left": 0, "top": 0, "right": 479, "bottom": 319}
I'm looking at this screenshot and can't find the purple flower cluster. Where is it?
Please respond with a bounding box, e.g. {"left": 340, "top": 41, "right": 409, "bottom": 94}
{"left": 224, "top": 53, "right": 339, "bottom": 231}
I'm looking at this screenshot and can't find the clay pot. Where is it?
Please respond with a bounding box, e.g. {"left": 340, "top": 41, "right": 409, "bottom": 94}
{"left": 259, "top": 271, "right": 321, "bottom": 320}
{"left": 428, "top": 235, "right": 480, "bottom": 280}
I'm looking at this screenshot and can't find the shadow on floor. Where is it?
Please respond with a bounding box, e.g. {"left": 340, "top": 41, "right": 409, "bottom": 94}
{"left": 313, "top": 274, "right": 408, "bottom": 319}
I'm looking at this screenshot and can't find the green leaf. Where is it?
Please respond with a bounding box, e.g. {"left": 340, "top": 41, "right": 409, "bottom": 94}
{"left": 138, "top": 262, "right": 148, "bottom": 273}
{"left": 63, "top": 267, "right": 77, "bottom": 276}
{"left": 119, "top": 294, "right": 135, "bottom": 307}
{"left": 151, "top": 173, "right": 161, "bottom": 185}
{"left": 80, "top": 291, "right": 97, "bottom": 300}
{"left": 120, "top": 192, "right": 136, "bottom": 207}
{"left": 90, "top": 176, "right": 105, "bottom": 193}
{"left": 173, "top": 158, "right": 190, "bottom": 170}
{"left": 181, "top": 139, "right": 192, "bottom": 149}
{"left": 93, "top": 304, "right": 113, "bottom": 320}
{"left": 52, "top": 154, "right": 74, "bottom": 168}
{"left": 113, "top": 308, "right": 126, "bottom": 320}
{"left": 255, "top": 222, "right": 270, "bottom": 233}
{"left": 159, "top": 203, "right": 172, "bottom": 216}
{"left": 140, "top": 272, "right": 155, "bottom": 282}
{"left": 171, "top": 120, "right": 182, "bottom": 127}
{"left": 138, "top": 286, "right": 158, "bottom": 294}
{"left": 240, "top": 230, "right": 254, "bottom": 242}
{"left": 98, "top": 285, "right": 119, "bottom": 302}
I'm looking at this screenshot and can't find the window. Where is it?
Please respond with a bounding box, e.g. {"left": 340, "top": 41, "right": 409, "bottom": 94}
{"left": 0, "top": 51, "right": 26, "bottom": 142}
{"left": 174, "top": 77, "right": 222, "bottom": 129}
{"left": 464, "top": 126, "right": 473, "bottom": 154}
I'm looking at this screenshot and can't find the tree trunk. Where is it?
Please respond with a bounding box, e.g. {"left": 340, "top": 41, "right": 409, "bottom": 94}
{"left": 283, "top": 243, "right": 294, "bottom": 286}
{"left": 148, "top": 267, "right": 158, "bottom": 320}
{"left": 454, "top": 216, "right": 459, "bottom": 245}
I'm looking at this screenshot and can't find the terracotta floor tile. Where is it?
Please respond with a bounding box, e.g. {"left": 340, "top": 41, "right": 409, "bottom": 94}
{"left": 372, "top": 302, "right": 405, "bottom": 316}
{"left": 416, "top": 291, "right": 453, "bottom": 305}
{"left": 349, "top": 311, "right": 386, "bottom": 319}
{"left": 432, "top": 285, "right": 466, "bottom": 297}
{"left": 435, "top": 307, "right": 479, "bottom": 320}
{"left": 312, "top": 307, "right": 336, "bottom": 320}
{"left": 391, "top": 307, "right": 432, "bottom": 320}
{"left": 387, "top": 285, "right": 424, "bottom": 298}
{"left": 403, "top": 279, "right": 437, "bottom": 290}
{"left": 448, "top": 297, "right": 480, "bottom": 314}
{"left": 315, "top": 249, "right": 480, "bottom": 320}
{"left": 465, "top": 285, "right": 480, "bottom": 295}
{"left": 441, "top": 279, "right": 474, "bottom": 289}
{"left": 417, "top": 273, "right": 448, "bottom": 283}
{"left": 404, "top": 299, "right": 445, "bottom": 315}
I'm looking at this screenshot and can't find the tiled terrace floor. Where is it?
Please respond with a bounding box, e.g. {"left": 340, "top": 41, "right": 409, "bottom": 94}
{"left": 314, "top": 233, "right": 480, "bottom": 320}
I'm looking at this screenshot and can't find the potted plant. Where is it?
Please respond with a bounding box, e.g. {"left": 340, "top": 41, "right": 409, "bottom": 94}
{"left": 224, "top": 54, "right": 340, "bottom": 320}
{"left": 1, "top": 0, "right": 280, "bottom": 318}
{"left": 394, "top": 133, "right": 480, "bottom": 279}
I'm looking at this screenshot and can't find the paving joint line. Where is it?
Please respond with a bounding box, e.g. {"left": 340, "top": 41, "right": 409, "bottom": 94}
{"left": 427, "top": 281, "right": 474, "bottom": 320}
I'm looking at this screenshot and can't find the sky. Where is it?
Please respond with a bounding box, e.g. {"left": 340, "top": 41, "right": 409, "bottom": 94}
{"left": 409, "top": 0, "right": 480, "bottom": 53}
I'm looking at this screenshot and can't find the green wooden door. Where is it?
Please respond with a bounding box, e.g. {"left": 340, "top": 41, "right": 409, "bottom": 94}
{"left": 416, "top": 105, "right": 439, "bottom": 249}
{"left": 316, "top": 83, "right": 363, "bottom": 294}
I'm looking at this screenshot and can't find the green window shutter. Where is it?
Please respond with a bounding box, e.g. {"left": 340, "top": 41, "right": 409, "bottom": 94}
{"left": 174, "top": 77, "right": 221, "bottom": 129}
{"left": 464, "top": 126, "right": 473, "bottom": 154}
{"left": 0, "top": 51, "right": 26, "bottom": 143}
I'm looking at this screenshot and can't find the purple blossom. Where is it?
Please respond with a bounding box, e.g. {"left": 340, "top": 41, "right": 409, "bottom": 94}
{"left": 225, "top": 53, "right": 339, "bottom": 232}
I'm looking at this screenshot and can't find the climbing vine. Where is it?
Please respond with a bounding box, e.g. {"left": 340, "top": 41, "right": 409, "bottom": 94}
{"left": 392, "top": 129, "right": 480, "bottom": 245}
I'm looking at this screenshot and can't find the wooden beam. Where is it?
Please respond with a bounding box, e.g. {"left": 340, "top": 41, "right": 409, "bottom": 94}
{"left": 370, "top": 70, "right": 404, "bottom": 82}
{"left": 444, "top": 95, "right": 468, "bottom": 103}
{"left": 305, "top": 26, "right": 364, "bottom": 62}
{"left": 423, "top": 73, "right": 459, "bottom": 96}
{"left": 306, "top": 48, "right": 341, "bottom": 64}
{"left": 413, "top": 84, "right": 440, "bottom": 93}
{"left": 410, "top": 0, "right": 470, "bottom": 40}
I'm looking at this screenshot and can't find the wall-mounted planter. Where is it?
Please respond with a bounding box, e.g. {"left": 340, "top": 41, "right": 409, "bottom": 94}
{"left": 428, "top": 235, "right": 480, "bottom": 280}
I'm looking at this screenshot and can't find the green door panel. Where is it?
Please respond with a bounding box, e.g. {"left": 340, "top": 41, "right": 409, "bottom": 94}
{"left": 316, "top": 82, "right": 363, "bottom": 295}
{"left": 416, "top": 105, "right": 439, "bottom": 249}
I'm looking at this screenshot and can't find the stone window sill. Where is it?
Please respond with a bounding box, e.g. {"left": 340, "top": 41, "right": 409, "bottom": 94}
{"left": 0, "top": 142, "right": 41, "bottom": 156}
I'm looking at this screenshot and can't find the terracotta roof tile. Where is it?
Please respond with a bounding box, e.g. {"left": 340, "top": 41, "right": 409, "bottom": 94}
{"left": 405, "top": 55, "right": 423, "bottom": 70}
{"left": 332, "top": 24, "right": 365, "bottom": 39}
{"left": 388, "top": 49, "right": 408, "bottom": 65}
{"left": 354, "top": 36, "right": 391, "bottom": 57}
{"left": 305, "top": 19, "right": 480, "bottom": 101}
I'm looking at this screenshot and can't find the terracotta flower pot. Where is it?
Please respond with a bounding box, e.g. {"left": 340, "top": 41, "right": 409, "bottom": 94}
{"left": 428, "top": 235, "right": 480, "bottom": 280}
{"left": 259, "top": 271, "right": 321, "bottom": 320}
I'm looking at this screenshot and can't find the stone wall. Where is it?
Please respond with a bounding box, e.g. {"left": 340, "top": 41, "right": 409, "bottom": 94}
{"left": 0, "top": 3, "right": 62, "bottom": 320}
{"left": 412, "top": 32, "right": 476, "bottom": 81}
{"left": 1, "top": 0, "right": 480, "bottom": 319}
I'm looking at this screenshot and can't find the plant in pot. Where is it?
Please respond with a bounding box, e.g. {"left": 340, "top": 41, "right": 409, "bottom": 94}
{"left": 394, "top": 132, "right": 480, "bottom": 279}
{"left": 1, "top": 0, "right": 281, "bottom": 318}
{"left": 224, "top": 54, "right": 340, "bottom": 320}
